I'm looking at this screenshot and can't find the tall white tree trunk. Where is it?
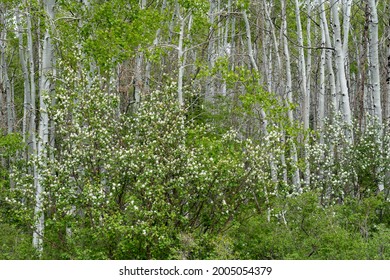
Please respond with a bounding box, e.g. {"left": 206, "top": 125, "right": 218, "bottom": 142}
{"left": 318, "top": 14, "right": 326, "bottom": 144}
{"left": 133, "top": 0, "right": 147, "bottom": 108}
{"left": 0, "top": 5, "right": 14, "bottom": 188}
{"left": 282, "top": 0, "right": 300, "bottom": 190}
{"left": 366, "top": 0, "right": 383, "bottom": 192}
{"left": 177, "top": 6, "right": 191, "bottom": 106}
{"left": 16, "top": 7, "right": 31, "bottom": 144}
{"left": 367, "top": 0, "right": 382, "bottom": 125}
{"left": 387, "top": 8, "right": 390, "bottom": 126}
{"left": 320, "top": 4, "right": 337, "bottom": 114}
{"left": 33, "top": 0, "right": 55, "bottom": 253}
{"left": 330, "top": 0, "right": 353, "bottom": 142}
{"left": 0, "top": 7, "right": 13, "bottom": 134}
{"left": 206, "top": 0, "right": 216, "bottom": 103}
{"left": 294, "top": 0, "right": 310, "bottom": 187}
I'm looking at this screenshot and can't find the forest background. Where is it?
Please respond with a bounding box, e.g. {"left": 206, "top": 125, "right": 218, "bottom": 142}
{"left": 0, "top": 0, "right": 389, "bottom": 260}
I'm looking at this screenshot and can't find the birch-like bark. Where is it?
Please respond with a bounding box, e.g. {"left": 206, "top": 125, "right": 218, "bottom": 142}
{"left": 387, "top": 8, "right": 390, "bottom": 126}
{"left": 33, "top": 0, "right": 55, "bottom": 253}
{"left": 25, "top": 0, "right": 38, "bottom": 197}
{"left": 220, "top": 0, "right": 232, "bottom": 97}
{"left": 206, "top": 0, "right": 216, "bottom": 102}
{"left": 134, "top": 0, "right": 147, "bottom": 108}
{"left": 356, "top": 9, "right": 369, "bottom": 131}
{"left": 342, "top": 0, "right": 352, "bottom": 92}
{"left": 28, "top": 0, "right": 39, "bottom": 248}
{"left": 16, "top": 7, "right": 31, "bottom": 143}
{"left": 0, "top": 6, "right": 4, "bottom": 131}
{"left": 177, "top": 6, "right": 192, "bottom": 106}
{"left": 342, "top": 0, "right": 352, "bottom": 55}
{"left": 0, "top": 7, "right": 13, "bottom": 134}
{"left": 177, "top": 12, "right": 185, "bottom": 106}
{"left": 318, "top": 14, "right": 326, "bottom": 144}
{"left": 367, "top": 0, "right": 382, "bottom": 125}
{"left": 366, "top": 0, "right": 383, "bottom": 192}
{"left": 282, "top": 0, "right": 300, "bottom": 189}
{"left": 294, "top": 0, "right": 310, "bottom": 187}
{"left": 306, "top": 0, "right": 312, "bottom": 123}
{"left": 320, "top": 4, "right": 337, "bottom": 114}
{"left": 330, "top": 0, "right": 353, "bottom": 142}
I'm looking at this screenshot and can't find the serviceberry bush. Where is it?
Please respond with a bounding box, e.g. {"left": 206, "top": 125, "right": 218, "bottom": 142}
{"left": 7, "top": 63, "right": 281, "bottom": 259}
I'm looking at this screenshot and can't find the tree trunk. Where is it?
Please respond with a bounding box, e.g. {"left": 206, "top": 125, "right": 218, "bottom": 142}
{"left": 366, "top": 0, "right": 383, "bottom": 192}
{"left": 330, "top": 0, "right": 353, "bottom": 142}
{"left": 16, "top": 7, "right": 31, "bottom": 145}
{"left": 33, "top": 0, "right": 55, "bottom": 254}
{"left": 282, "top": 0, "right": 300, "bottom": 190}
{"left": 294, "top": 0, "right": 310, "bottom": 187}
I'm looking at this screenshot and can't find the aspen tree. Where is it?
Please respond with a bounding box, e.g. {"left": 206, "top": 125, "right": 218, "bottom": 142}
{"left": 366, "top": 0, "right": 383, "bottom": 192}
{"left": 15, "top": 7, "right": 31, "bottom": 144}
{"left": 319, "top": 2, "right": 337, "bottom": 114}
{"left": 387, "top": 4, "right": 390, "bottom": 126}
{"left": 177, "top": 3, "right": 192, "bottom": 107}
{"left": 330, "top": 0, "right": 353, "bottom": 142}
{"left": 318, "top": 11, "right": 326, "bottom": 144}
{"left": 282, "top": 0, "right": 300, "bottom": 189}
{"left": 0, "top": 5, "right": 13, "bottom": 134}
{"left": 33, "top": 0, "right": 55, "bottom": 253}
{"left": 294, "top": 0, "right": 310, "bottom": 187}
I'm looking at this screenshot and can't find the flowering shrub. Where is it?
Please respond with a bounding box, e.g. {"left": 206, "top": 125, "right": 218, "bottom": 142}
{"left": 309, "top": 115, "right": 389, "bottom": 204}
{"left": 5, "top": 64, "right": 282, "bottom": 259}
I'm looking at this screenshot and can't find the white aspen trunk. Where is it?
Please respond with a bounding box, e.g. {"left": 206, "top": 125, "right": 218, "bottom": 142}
{"left": 306, "top": 0, "right": 312, "bottom": 120}
{"left": 16, "top": 7, "right": 31, "bottom": 144}
{"left": 387, "top": 12, "right": 390, "bottom": 125}
{"left": 29, "top": 22, "right": 39, "bottom": 251}
{"left": 0, "top": 5, "right": 4, "bottom": 129}
{"left": 263, "top": 0, "right": 281, "bottom": 89}
{"left": 366, "top": 0, "right": 383, "bottom": 192}
{"left": 366, "top": 43, "right": 374, "bottom": 119}
{"left": 5, "top": 62, "right": 12, "bottom": 134}
{"left": 25, "top": 0, "right": 38, "bottom": 204}
{"left": 206, "top": 0, "right": 216, "bottom": 102}
{"left": 342, "top": 0, "right": 352, "bottom": 94}
{"left": 342, "top": 0, "right": 352, "bottom": 55}
{"left": 220, "top": 0, "right": 232, "bottom": 97}
{"left": 330, "top": 0, "right": 353, "bottom": 142}
{"left": 294, "top": 0, "right": 310, "bottom": 187}
{"left": 177, "top": 7, "right": 191, "bottom": 106}
{"left": 178, "top": 12, "right": 185, "bottom": 106}
{"left": 243, "top": 11, "right": 258, "bottom": 73}
{"left": 282, "top": 0, "right": 300, "bottom": 190}
{"left": 320, "top": 4, "right": 337, "bottom": 114}
{"left": 2, "top": 28, "right": 13, "bottom": 134}
{"left": 367, "top": 0, "right": 382, "bottom": 124}
{"left": 0, "top": 7, "right": 12, "bottom": 134}
{"left": 385, "top": 3, "right": 390, "bottom": 194}
{"left": 134, "top": 0, "right": 147, "bottom": 108}
{"left": 230, "top": 7, "right": 236, "bottom": 71}
{"left": 33, "top": 0, "right": 55, "bottom": 253}
{"left": 319, "top": 15, "right": 326, "bottom": 144}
